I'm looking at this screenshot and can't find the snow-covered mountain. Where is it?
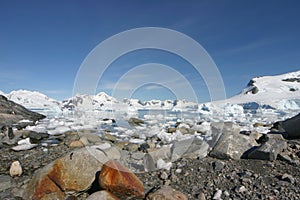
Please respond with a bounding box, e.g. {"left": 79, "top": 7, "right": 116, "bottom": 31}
{"left": 227, "top": 70, "right": 300, "bottom": 105}
{"left": 199, "top": 70, "right": 300, "bottom": 117}
{"left": 61, "top": 92, "right": 133, "bottom": 112}
{"left": 5, "top": 90, "right": 61, "bottom": 113}
{"left": 1, "top": 70, "right": 299, "bottom": 114}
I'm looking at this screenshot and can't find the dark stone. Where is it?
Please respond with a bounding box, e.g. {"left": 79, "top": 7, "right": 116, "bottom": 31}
{"left": 280, "top": 113, "right": 300, "bottom": 139}
{"left": 251, "top": 86, "right": 259, "bottom": 94}
{"left": 256, "top": 134, "right": 269, "bottom": 144}
{"left": 8, "top": 127, "right": 14, "bottom": 139}
{"left": 282, "top": 78, "right": 300, "bottom": 82}
{"left": 139, "top": 143, "right": 150, "bottom": 152}
{"left": 240, "top": 130, "right": 251, "bottom": 136}
{"left": 29, "top": 131, "right": 49, "bottom": 144}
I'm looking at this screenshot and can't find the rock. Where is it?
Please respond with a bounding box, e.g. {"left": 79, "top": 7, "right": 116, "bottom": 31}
{"left": 104, "top": 133, "right": 117, "bottom": 142}
{"left": 80, "top": 133, "right": 103, "bottom": 144}
{"left": 167, "top": 127, "right": 176, "bottom": 133}
{"left": 0, "top": 175, "right": 12, "bottom": 192}
{"left": 86, "top": 191, "right": 119, "bottom": 200}
{"left": 281, "top": 173, "right": 295, "bottom": 184}
{"left": 143, "top": 153, "right": 156, "bottom": 172}
{"left": 278, "top": 113, "right": 300, "bottom": 139}
{"left": 209, "top": 122, "right": 258, "bottom": 160}
{"left": 213, "top": 189, "right": 222, "bottom": 199}
{"left": 157, "top": 159, "right": 172, "bottom": 170}
{"left": 177, "top": 127, "right": 195, "bottom": 135}
{"left": 171, "top": 137, "right": 209, "bottom": 161}
{"left": 139, "top": 143, "right": 150, "bottom": 152}
{"left": 9, "top": 161, "right": 22, "bottom": 177}
{"left": 146, "top": 185, "right": 188, "bottom": 200}
{"left": 124, "top": 143, "right": 139, "bottom": 152}
{"left": 237, "top": 186, "right": 247, "bottom": 193}
{"left": 213, "top": 160, "right": 225, "bottom": 172}
{"left": 207, "top": 122, "right": 226, "bottom": 148}
{"left": 99, "top": 160, "right": 145, "bottom": 199}
{"left": 128, "top": 117, "right": 145, "bottom": 126}
{"left": 278, "top": 153, "right": 294, "bottom": 164}
{"left": 79, "top": 136, "right": 90, "bottom": 146}
{"left": 144, "top": 146, "right": 171, "bottom": 172}
{"left": 8, "top": 127, "right": 14, "bottom": 139}
{"left": 0, "top": 192, "right": 17, "bottom": 200}
{"left": 253, "top": 122, "right": 271, "bottom": 127}
{"left": 24, "top": 146, "right": 120, "bottom": 200}
{"left": 64, "top": 131, "right": 80, "bottom": 144}
{"left": 11, "top": 143, "right": 38, "bottom": 151}
{"left": 68, "top": 140, "right": 85, "bottom": 148}
{"left": 160, "top": 171, "right": 169, "bottom": 180}
{"left": 198, "top": 192, "right": 206, "bottom": 200}
{"left": 29, "top": 131, "right": 49, "bottom": 144}
{"left": 131, "top": 152, "right": 145, "bottom": 160}
{"left": 0, "top": 95, "right": 45, "bottom": 127}
{"left": 247, "top": 134, "right": 287, "bottom": 161}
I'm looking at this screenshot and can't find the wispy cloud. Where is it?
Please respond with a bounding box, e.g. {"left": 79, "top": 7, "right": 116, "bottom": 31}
{"left": 221, "top": 36, "right": 289, "bottom": 56}
{"left": 145, "top": 84, "right": 163, "bottom": 90}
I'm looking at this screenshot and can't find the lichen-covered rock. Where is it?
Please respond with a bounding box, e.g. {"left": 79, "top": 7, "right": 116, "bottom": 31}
{"left": 23, "top": 146, "right": 120, "bottom": 200}
{"left": 99, "top": 160, "right": 145, "bottom": 199}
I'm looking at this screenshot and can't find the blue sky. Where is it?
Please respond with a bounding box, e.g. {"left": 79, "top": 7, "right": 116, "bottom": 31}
{"left": 0, "top": 0, "right": 299, "bottom": 102}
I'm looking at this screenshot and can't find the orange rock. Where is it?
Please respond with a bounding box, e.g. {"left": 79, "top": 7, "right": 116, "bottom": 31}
{"left": 32, "top": 174, "right": 65, "bottom": 200}
{"left": 24, "top": 147, "right": 114, "bottom": 200}
{"left": 68, "top": 140, "right": 85, "bottom": 148}
{"left": 99, "top": 160, "right": 145, "bottom": 199}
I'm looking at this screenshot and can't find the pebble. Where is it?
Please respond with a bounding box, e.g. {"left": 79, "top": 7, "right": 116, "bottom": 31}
{"left": 213, "top": 189, "right": 222, "bottom": 199}
{"left": 213, "top": 160, "right": 225, "bottom": 172}
{"left": 238, "top": 186, "right": 247, "bottom": 193}
{"left": 223, "top": 190, "right": 230, "bottom": 196}
{"left": 160, "top": 171, "right": 169, "bottom": 180}
{"left": 198, "top": 192, "right": 206, "bottom": 200}
{"left": 281, "top": 173, "right": 295, "bottom": 184}
{"left": 157, "top": 159, "right": 172, "bottom": 170}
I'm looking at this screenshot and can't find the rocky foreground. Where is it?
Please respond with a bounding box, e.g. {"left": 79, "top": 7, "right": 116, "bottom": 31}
{"left": 0, "top": 95, "right": 300, "bottom": 199}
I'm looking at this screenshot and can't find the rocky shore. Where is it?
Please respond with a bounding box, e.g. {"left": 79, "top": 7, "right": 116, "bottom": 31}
{"left": 1, "top": 95, "right": 300, "bottom": 199}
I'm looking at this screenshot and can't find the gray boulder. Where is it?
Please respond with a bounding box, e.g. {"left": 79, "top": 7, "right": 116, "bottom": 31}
{"left": 171, "top": 137, "right": 209, "bottom": 161}
{"left": 247, "top": 134, "right": 287, "bottom": 161}
{"left": 143, "top": 146, "right": 171, "bottom": 172}
{"left": 209, "top": 122, "right": 258, "bottom": 160}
